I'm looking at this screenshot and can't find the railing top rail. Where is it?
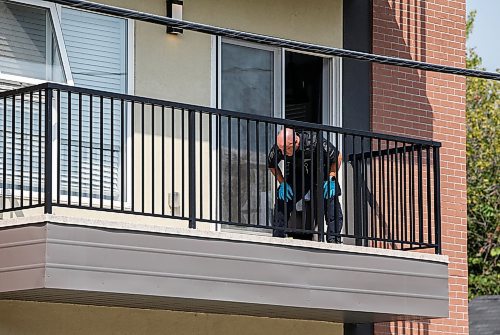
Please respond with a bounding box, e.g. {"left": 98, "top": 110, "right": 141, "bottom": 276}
{"left": 0, "top": 83, "right": 442, "bottom": 148}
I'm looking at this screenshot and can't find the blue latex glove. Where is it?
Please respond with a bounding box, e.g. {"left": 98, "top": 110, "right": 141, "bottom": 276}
{"left": 278, "top": 183, "right": 293, "bottom": 201}
{"left": 323, "top": 177, "right": 336, "bottom": 199}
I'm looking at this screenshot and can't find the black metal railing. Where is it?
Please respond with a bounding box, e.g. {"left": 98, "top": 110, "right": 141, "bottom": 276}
{"left": 0, "top": 83, "right": 442, "bottom": 254}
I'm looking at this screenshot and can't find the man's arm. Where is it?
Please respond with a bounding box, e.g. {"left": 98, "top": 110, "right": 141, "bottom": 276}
{"left": 269, "top": 167, "right": 285, "bottom": 184}
{"left": 329, "top": 153, "right": 342, "bottom": 178}
{"left": 323, "top": 140, "right": 342, "bottom": 178}
{"left": 267, "top": 145, "right": 285, "bottom": 183}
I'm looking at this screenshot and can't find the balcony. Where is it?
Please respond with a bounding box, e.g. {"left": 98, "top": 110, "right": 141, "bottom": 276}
{"left": 0, "top": 83, "right": 448, "bottom": 322}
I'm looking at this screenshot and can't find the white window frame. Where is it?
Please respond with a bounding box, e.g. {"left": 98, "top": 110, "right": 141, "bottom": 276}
{"left": 0, "top": 0, "right": 134, "bottom": 209}
{"left": 0, "top": 0, "right": 74, "bottom": 86}
{"left": 211, "top": 38, "right": 343, "bottom": 233}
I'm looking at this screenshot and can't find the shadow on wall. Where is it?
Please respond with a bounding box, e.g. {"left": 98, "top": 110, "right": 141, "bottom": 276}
{"left": 373, "top": 0, "right": 434, "bottom": 334}
{"left": 372, "top": 0, "right": 434, "bottom": 141}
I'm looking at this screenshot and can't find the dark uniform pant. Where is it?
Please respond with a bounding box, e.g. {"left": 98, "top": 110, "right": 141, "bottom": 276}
{"left": 272, "top": 180, "right": 343, "bottom": 243}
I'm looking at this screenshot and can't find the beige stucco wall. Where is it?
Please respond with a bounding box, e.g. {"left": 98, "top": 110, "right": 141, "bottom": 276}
{"left": 0, "top": 300, "right": 342, "bottom": 335}
{"left": 97, "top": 0, "right": 343, "bottom": 102}
{"left": 1, "top": 0, "right": 343, "bottom": 228}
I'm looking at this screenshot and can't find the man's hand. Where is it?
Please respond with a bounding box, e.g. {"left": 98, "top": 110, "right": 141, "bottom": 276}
{"left": 323, "top": 177, "right": 336, "bottom": 199}
{"left": 278, "top": 183, "right": 294, "bottom": 201}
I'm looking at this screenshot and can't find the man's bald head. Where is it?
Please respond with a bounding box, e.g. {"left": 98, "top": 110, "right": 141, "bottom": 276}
{"left": 277, "top": 128, "right": 300, "bottom": 156}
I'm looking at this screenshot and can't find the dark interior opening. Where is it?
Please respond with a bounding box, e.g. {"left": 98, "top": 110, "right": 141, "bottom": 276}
{"left": 284, "top": 52, "right": 325, "bottom": 240}
{"left": 284, "top": 52, "right": 323, "bottom": 124}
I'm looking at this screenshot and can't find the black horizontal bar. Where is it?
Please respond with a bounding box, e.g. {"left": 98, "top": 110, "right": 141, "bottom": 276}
{"left": 0, "top": 203, "right": 45, "bottom": 214}
{"left": 44, "top": 0, "right": 500, "bottom": 81}
{"left": 348, "top": 143, "right": 425, "bottom": 161}
{"left": 197, "top": 218, "right": 320, "bottom": 235}
{"left": 0, "top": 83, "right": 48, "bottom": 98}
{"left": 338, "top": 233, "right": 437, "bottom": 249}
{"left": 55, "top": 203, "right": 189, "bottom": 221}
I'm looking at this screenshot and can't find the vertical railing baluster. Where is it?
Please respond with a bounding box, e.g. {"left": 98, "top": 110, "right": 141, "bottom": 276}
{"left": 2, "top": 96, "right": 6, "bottom": 210}
{"left": 399, "top": 144, "right": 404, "bottom": 249}
{"left": 282, "top": 127, "right": 288, "bottom": 236}
{"left": 361, "top": 136, "right": 368, "bottom": 246}
{"left": 89, "top": 94, "right": 93, "bottom": 207}
{"left": 130, "top": 101, "right": 134, "bottom": 212}
{"left": 316, "top": 130, "right": 324, "bottom": 242}
{"left": 200, "top": 112, "right": 203, "bottom": 219}
{"left": 162, "top": 105, "right": 165, "bottom": 216}
{"left": 188, "top": 109, "right": 196, "bottom": 228}
{"left": 265, "top": 123, "right": 269, "bottom": 226}
{"left": 38, "top": 91, "right": 42, "bottom": 203}
{"left": 209, "top": 112, "right": 213, "bottom": 221}
{"left": 110, "top": 97, "right": 114, "bottom": 209}
{"left": 300, "top": 129, "right": 305, "bottom": 232}
{"left": 11, "top": 94, "right": 15, "bottom": 208}
{"left": 68, "top": 91, "right": 72, "bottom": 205}
{"left": 417, "top": 145, "right": 424, "bottom": 244}
{"left": 29, "top": 92, "right": 33, "bottom": 206}
{"left": 343, "top": 134, "right": 348, "bottom": 236}
{"left": 218, "top": 115, "right": 222, "bottom": 223}
{"left": 44, "top": 88, "right": 53, "bottom": 214}
{"left": 395, "top": 141, "right": 400, "bottom": 249}
{"left": 378, "top": 139, "right": 384, "bottom": 248}
{"left": 291, "top": 128, "right": 297, "bottom": 230}
{"left": 246, "top": 119, "right": 250, "bottom": 224}
{"left": 255, "top": 120, "right": 259, "bottom": 226}
{"left": 410, "top": 144, "right": 415, "bottom": 247}
{"left": 237, "top": 118, "right": 241, "bottom": 223}
{"left": 335, "top": 131, "right": 340, "bottom": 242}
{"left": 79, "top": 93, "right": 83, "bottom": 207}
{"left": 402, "top": 142, "right": 407, "bottom": 248}
{"left": 390, "top": 141, "right": 395, "bottom": 249}
{"left": 151, "top": 105, "right": 155, "bottom": 214}
{"left": 121, "top": 99, "right": 125, "bottom": 211}
{"left": 21, "top": 93, "right": 24, "bottom": 207}
{"left": 273, "top": 123, "right": 278, "bottom": 231}
{"left": 433, "top": 146, "right": 442, "bottom": 254}
{"left": 353, "top": 136, "right": 360, "bottom": 245}
{"left": 370, "top": 137, "right": 376, "bottom": 247}
{"left": 141, "top": 102, "right": 144, "bottom": 213}
{"left": 228, "top": 116, "right": 232, "bottom": 223}
{"left": 99, "top": 96, "right": 104, "bottom": 209}
{"left": 385, "top": 140, "right": 390, "bottom": 248}
{"left": 170, "top": 107, "right": 175, "bottom": 216}
{"left": 426, "top": 146, "right": 432, "bottom": 245}
{"left": 181, "top": 108, "right": 185, "bottom": 217}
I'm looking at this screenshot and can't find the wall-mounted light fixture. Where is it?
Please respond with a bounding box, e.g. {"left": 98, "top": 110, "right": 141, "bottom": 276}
{"left": 166, "top": 0, "right": 183, "bottom": 34}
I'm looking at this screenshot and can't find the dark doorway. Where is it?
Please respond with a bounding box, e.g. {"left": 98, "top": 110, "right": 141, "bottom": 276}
{"left": 285, "top": 52, "right": 324, "bottom": 124}
{"left": 284, "top": 52, "right": 325, "bottom": 240}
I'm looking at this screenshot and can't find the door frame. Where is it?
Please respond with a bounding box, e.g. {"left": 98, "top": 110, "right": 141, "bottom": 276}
{"left": 211, "top": 37, "right": 342, "bottom": 232}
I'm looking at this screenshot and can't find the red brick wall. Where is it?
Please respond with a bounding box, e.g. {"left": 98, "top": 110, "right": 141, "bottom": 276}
{"left": 371, "top": 0, "right": 468, "bottom": 334}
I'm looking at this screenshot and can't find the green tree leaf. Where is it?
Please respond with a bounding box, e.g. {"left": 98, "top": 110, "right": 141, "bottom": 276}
{"left": 466, "top": 11, "right": 500, "bottom": 300}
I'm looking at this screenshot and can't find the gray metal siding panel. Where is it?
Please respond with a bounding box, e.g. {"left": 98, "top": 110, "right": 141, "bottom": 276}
{"left": 43, "top": 223, "right": 448, "bottom": 320}
{"left": 0, "top": 222, "right": 448, "bottom": 322}
{"left": 0, "top": 224, "right": 47, "bottom": 292}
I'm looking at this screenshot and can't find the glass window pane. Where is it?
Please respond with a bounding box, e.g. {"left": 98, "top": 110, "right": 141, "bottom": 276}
{"left": 220, "top": 42, "right": 275, "bottom": 228}
{"left": 0, "top": 0, "right": 65, "bottom": 82}
{"left": 221, "top": 43, "right": 274, "bottom": 116}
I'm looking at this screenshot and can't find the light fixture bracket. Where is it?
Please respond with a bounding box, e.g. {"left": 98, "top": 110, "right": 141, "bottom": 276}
{"left": 166, "top": 0, "right": 183, "bottom": 34}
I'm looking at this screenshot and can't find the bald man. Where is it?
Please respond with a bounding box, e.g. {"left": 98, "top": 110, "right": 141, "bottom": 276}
{"left": 267, "top": 128, "right": 343, "bottom": 243}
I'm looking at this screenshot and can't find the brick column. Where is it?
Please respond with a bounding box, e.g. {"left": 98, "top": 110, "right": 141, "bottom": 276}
{"left": 371, "top": 0, "right": 468, "bottom": 334}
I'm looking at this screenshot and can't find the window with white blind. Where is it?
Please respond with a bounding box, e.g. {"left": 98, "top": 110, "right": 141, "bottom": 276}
{"left": 0, "top": 0, "right": 131, "bottom": 203}
{"left": 59, "top": 7, "right": 128, "bottom": 201}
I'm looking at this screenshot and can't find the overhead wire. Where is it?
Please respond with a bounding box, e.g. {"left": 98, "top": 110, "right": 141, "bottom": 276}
{"left": 44, "top": 0, "right": 500, "bottom": 81}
